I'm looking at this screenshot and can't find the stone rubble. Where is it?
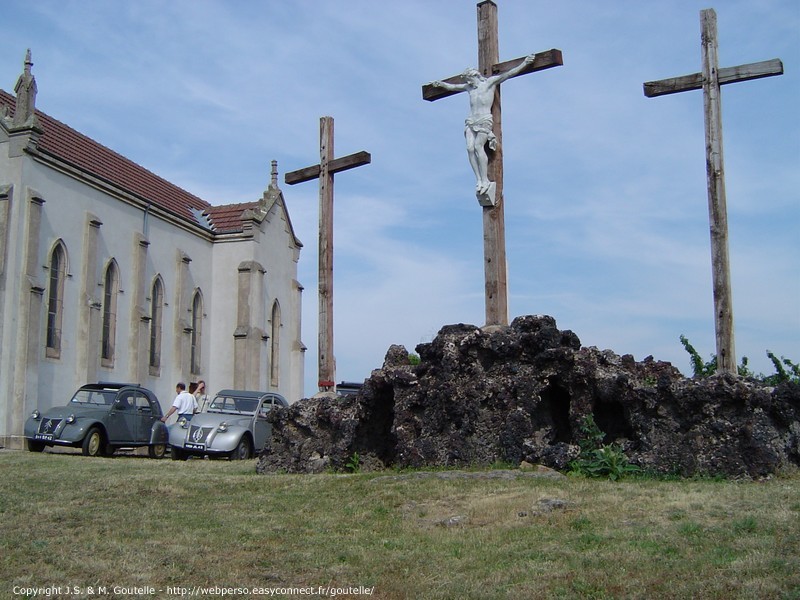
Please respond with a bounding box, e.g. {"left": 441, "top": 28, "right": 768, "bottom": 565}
{"left": 256, "top": 315, "right": 800, "bottom": 478}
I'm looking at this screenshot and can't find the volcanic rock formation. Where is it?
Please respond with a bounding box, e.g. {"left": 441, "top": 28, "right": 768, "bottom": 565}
{"left": 256, "top": 316, "right": 799, "bottom": 477}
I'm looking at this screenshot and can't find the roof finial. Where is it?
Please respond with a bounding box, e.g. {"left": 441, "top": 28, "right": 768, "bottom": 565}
{"left": 13, "top": 48, "right": 38, "bottom": 128}
{"left": 271, "top": 160, "right": 278, "bottom": 188}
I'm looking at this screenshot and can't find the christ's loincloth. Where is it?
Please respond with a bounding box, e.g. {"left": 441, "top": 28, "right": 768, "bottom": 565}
{"left": 465, "top": 115, "right": 497, "bottom": 150}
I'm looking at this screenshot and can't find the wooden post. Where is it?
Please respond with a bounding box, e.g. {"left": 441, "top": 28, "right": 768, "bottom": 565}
{"left": 318, "top": 117, "right": 335, "bottom": 392}
{"left": 644, "top": 8, "right": 783, "bottom": 375}
{"left": 285, "top": 117, "right": 370, "bottom": 394}
{"left": 700, "top": 10, "right": 735, "bottom": 376}
{"left": 478, "top": 1, "right": 508, "bottom": 327}
{"left": 422, "top": 1, "right": 563, "bottom": 328}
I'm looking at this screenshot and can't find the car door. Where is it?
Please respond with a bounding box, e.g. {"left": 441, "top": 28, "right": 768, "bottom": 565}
{"left": 106, "top": 391, "right": 137, "bottom": 444}
{"left": 132, "top": 392, "right": 159, "bottom": 443}
{"left": 253, "top": 396, "right": 274, "bottom": 451}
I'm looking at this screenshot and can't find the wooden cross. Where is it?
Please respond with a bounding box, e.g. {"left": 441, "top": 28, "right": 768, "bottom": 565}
{"left": 644, "top": 8, "right": 783, "bottom": 375}
{"left": 422, "top": 0, "right": 563, "bottom": 327}
{"left": 285, "top": 116, "right": 370, "bottom": 394}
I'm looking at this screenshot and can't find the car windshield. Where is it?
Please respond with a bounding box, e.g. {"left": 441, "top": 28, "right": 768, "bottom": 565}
{"left": 207, "top": 396, "right": 258, "bottom": 415}
{"left": 70, "top": 389, "right": 117, "bottom": 405}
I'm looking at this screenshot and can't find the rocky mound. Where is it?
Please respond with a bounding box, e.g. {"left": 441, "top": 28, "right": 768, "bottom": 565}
{"left": 256, "top": 315, "right": 800, "bottom": 477}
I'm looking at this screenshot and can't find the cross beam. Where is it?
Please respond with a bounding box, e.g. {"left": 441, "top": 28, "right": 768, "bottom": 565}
{"left": 422, "top": 48, "right": 563, "bottom": 102}
{"left": 644, "top": 58, "right": 783, "bottom": 98}
{"left": 423, "top": 0, "right": 563, "bottom": 327}
{"left": 285, "top": 150, "right": 372, "bottom": 185}
{"left": 643, "top": 9, "right": 783, "bottom": 375}
{"left": 285, "top": 116, "right": 371, "bottom": 394}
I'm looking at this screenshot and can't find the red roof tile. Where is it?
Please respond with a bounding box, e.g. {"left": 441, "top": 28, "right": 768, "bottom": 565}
{"left": 1, "top": 89, "right": 250, "bottom": 233}
{"left": 205, "top": 202, "right": 258, "bottom": 234}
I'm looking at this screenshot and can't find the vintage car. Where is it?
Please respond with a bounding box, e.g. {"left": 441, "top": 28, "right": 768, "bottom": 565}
{"left": 24, "top": 382, "right": 168, "bottom": 458}
{"left": 168, "top": 389, "right": 288, "bottom": 460}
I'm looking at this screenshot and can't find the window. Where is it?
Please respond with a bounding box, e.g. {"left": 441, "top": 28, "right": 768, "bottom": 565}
{"left": 149, "top": 277, "right": 164, "bottom": 369}
{"left": 270, "top": 300, "right": 281, "bottom": 387}
{"left": 190, "top": 290, "right": 203, "bottom": 374}
{"left": 258, "top": 396, "right": 278, "bottom": 419}
{"left": 101, "top": 260, "right": 119, "bottom": 364}
{"left": 134, "top": 393, "right": 152, "bottom": 411}
{"left": 115, "top": 392, "right": 133, "bottom": 410}
{"left": 46, "top": 241, "right": 67, "bottom": 357}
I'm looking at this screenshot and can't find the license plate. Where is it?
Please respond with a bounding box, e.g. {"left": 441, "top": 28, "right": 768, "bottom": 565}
{"left": 34, "top": 433, "right": 54, "bottom": 441}
{"left": 184, "top": 442, "right": 205, "bottom": 451}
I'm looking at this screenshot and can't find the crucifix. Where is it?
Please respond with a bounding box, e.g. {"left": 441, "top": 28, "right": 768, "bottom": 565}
{"left": 422, "top": 0, "right": 563, "bottom": 327}
{"left": 644, "top": 8, "right": 783, "bottom": 375}
{"left": 285, "top": 116, "right": 371, "bottom": 394}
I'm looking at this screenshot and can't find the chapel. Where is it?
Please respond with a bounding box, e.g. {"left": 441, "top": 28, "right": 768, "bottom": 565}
{"left": 0, "top": 51, "right": 305, "bottom": 448}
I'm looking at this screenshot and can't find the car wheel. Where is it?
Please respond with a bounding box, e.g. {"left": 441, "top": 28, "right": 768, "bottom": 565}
{"left": 148, "top": 444, "right": 166, "bottom": 459}
{"left": 231, "top": 436, "right": 252, "bottom": 460}
{"left": 82, "top": 427, "right": 105, "bottom": 457}
{"left": 27, "top": 440, "right": 46, "bottom": 453}
{"left": 171, "top": 447, "right": 188, "bottom": 461}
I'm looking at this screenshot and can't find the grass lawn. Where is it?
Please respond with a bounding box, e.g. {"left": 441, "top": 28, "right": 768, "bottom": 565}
{"left": 1, "top": 449, "right": 798, "bottom": 599}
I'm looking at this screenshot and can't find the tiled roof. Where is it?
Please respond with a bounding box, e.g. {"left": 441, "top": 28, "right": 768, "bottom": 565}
{"left": 206, "top": 202, "right": 258, "bottom": 234}
{"left": 0, "top": 89, "right": 248, "bottom": 233}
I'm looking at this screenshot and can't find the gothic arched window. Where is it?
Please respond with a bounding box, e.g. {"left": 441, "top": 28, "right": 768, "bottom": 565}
{"left": 101, "top": 260, "right": 119, "bottom": 364}
{"left": 149, "top": 276, "right": 164, "bottom": 369}
{"left": 46, "top": 241, "right": 67, "bottom": 357}
{"left": 270, "top": 300, "right": 281, "bottom": 387}
{"left": 190, "top": 290, "right": 203, "bottom": 374}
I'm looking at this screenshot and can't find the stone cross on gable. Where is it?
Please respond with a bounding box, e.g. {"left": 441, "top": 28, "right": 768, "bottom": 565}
{"left": 285, "top": 116, "right": 370, "bottom": 395}
{"left": 422, "top": 1, "right": 563, "bottom": 327}
{"left": 644, "top": 8, "right": 783, "bottom": 375}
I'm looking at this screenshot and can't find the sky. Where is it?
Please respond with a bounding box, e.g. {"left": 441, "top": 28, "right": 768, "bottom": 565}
{"left": 2, "top": 0, "right": 797, "bottom": 398}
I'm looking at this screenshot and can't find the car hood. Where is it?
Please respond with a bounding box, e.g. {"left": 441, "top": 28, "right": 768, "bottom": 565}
{"left": 36, "top": 404, "right": 110, "bottom": 420}
{"left": 191, "top": 412, "right": 253, "bottom": 428}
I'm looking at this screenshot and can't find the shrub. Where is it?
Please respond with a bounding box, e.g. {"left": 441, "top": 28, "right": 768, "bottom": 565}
{"left": 679, "top": 334, "right": 717, "bottom": 378}
{"left": 680, "top": 335, "right": 800, "bottom": 383}
{"left": 569, "top": 415, "right": 640, "bottom": 481}
{"left": 764, "top": 351, "right": 800, "bottom": 385}
{"left": 345, "top": 451, "right": 361, "bottom": 473}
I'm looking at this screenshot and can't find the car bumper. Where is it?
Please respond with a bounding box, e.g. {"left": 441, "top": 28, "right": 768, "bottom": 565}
{"left": 168, "top": 424, "right": 244, "bottom": 455}
{"left": 26, "top": 435, "right": 79, "bottom": 447}
{"left": 24, "top": 419, "right": 89, "bottom": 446}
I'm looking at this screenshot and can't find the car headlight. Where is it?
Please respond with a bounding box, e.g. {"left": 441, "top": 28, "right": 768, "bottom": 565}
{"left": 178, "top": 417, "right": 189, "bottom": 428}
{"left": 31, "top": 410, "right": 40, "bottom": 420}
{"left": 65, "top": 414, "right": 76, "bottom": 424}
{"left": 217, "top": 422, "right": 228, "bottom": 433}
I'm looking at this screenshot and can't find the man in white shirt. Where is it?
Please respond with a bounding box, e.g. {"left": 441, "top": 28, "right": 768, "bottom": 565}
{"left": 161, "top": 382, "right": 198, "bottom": 422}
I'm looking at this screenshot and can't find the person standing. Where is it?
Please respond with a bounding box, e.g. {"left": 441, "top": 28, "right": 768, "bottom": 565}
{"left": 193, "top": 380, "right": 209, "bottom": 413}
{"left": 161, "top": 382, "right": 198, "bottom": 423}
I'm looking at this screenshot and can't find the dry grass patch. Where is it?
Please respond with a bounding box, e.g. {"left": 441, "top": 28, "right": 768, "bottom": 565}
{"left": 1, "top": 451, "right": 798, "bottom": 599}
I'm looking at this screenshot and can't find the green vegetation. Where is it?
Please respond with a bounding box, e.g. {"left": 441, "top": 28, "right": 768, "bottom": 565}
{"left": 568, "top": 415, "right": 640, "bottom": 481}
{"left": 346, "top": 451, "right": 361, "bottom": 473}
{"left": 680, "top": 335, "right": 800, "bottom": 383}
{"left": 764, "top": 351, "right": 800, "bottom": 384}
{"left": 2, "top": 450, "right": 798, "bottom": 599}
{"left": 679, "top": 334, "right": 719, "bottom": 378}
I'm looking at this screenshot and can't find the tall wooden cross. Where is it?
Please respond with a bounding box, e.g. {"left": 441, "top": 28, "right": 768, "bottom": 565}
{"left": 285, "top": 116, "right": 370, "bottom": 394}
{"left": 644, "top": 9, "right": 783, "bottom": 375}
{"left": 422, "top": 0, "right": 563, "bottom": 327}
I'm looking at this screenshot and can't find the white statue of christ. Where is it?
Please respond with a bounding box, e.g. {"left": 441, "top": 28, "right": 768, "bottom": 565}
{"left": 430, "top": 54, "right": 536, "bottom": 195}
